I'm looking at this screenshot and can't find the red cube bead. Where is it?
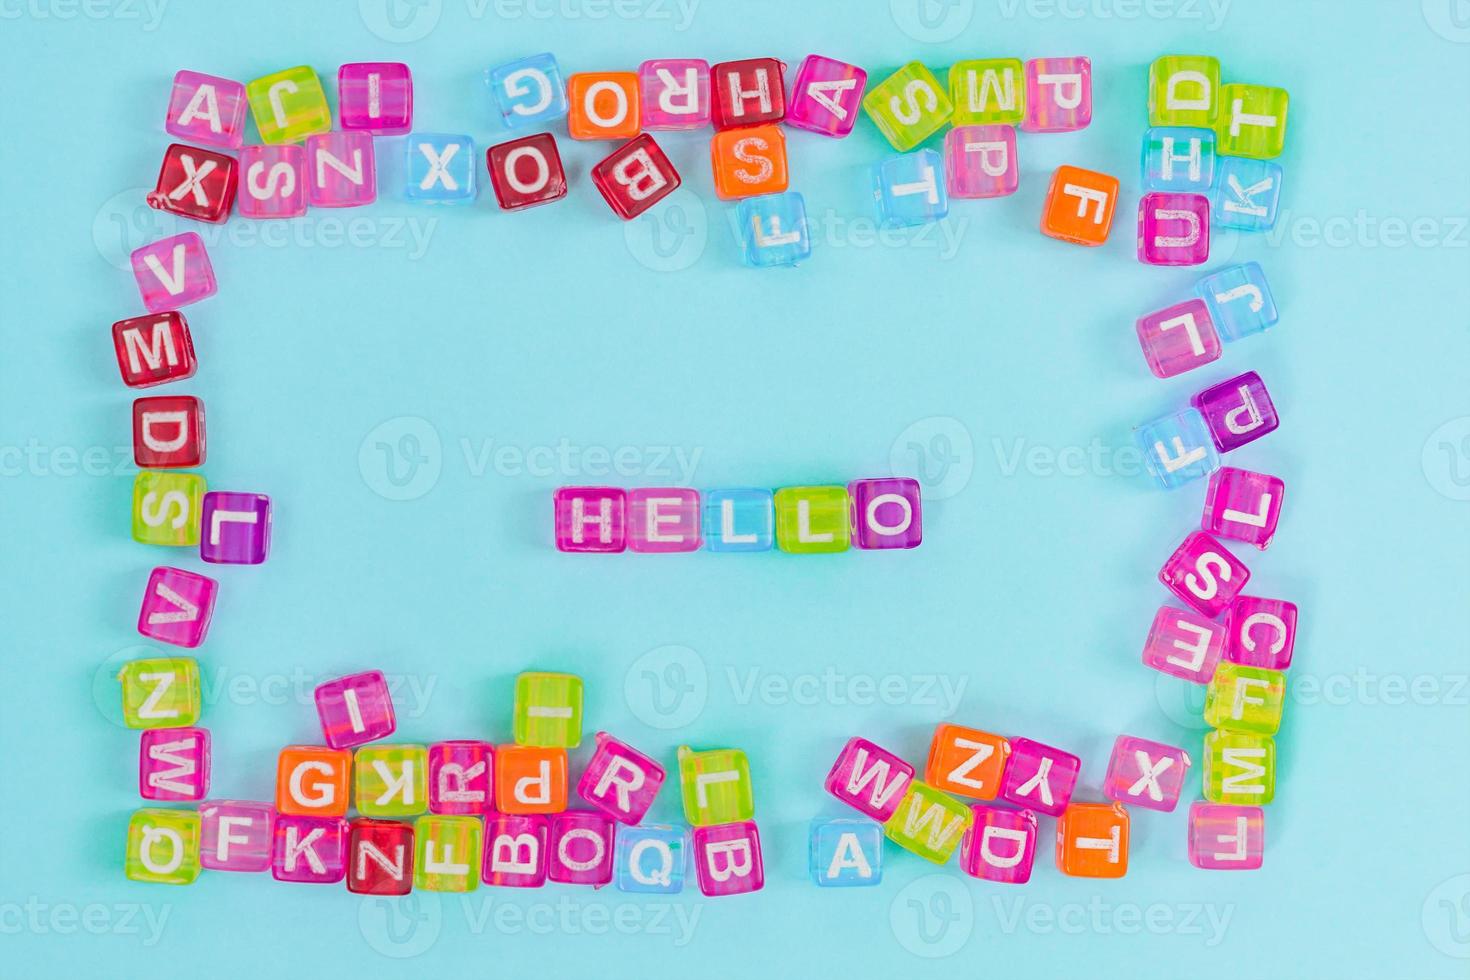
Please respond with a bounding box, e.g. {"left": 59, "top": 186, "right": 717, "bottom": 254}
{"left": 711, "top": 58, "right": 786, "bottom": 130}
{"left": 112, "top": 311, "right": 197, "bottom": 388}
{"left": 147, "top": 143, "right": 238, "bottom": 224}
{"left": 347, "top": 818, "right": 414, "bottom": 895}
{"left": 590, "top": 134, "right": 681, "bottom": 220}
{"left": 133, "top": 395, "right": 206, "bottom": 468}
{"left": 486, "top": 133, "right": 568, "bottom": 211}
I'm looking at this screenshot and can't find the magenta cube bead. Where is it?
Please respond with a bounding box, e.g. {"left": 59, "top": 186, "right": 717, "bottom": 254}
{"left": 785, "top": 54, "right": 867, "bottom": 137}
{"left": 314, "top": 670, "right": 396, "bottom": 749}
{"left": 577, "top": 731, "right": 666, "bottom": 825}
{"left": 1103, "top": 735, "right": 1191, "bottom": 812}
{"left": 429, "top": 741, "right": 494, "bottom": 814}
{"left": 1188, "top": 801, "right": 1264, "bottom": 870}
{"left": 200, "top": 491, "right": 271, "bottom": 564}
{"left": 627, "top": 488, "right": 701, "bottom": 552}
{"left": 638, "top": 58, "right": 710, "bottom": 130}
{"left": 998, "top": 737, "right": 1079, "bottom": 817}
{"left": 139, "top": 726, "right": 211, "bottom": 801}
{"left": 1159, "top": 531, "right": 1250, "bottom": 618}
{"left": 944, "top": 125, "right": 1019, "bottom": 199}
{"left": 824, "top": 736, "right": 914, "bottom": 821}
{"left": 1226, "top": 596, "right": 1298, "bottom": 670}
{"left": 305, "top": 132, "right": 376, "bottom": 208}
{"left": 692, "top": 821, "right": 764, "bottom": 897}
{"left": 1192, "top": 371, "right": 1279, "bottom": 452}
{"left": 200, "top": 800, "right": 275, "bottom": 871}
{"left": 237, "top": 145, "right": 307, "bottom": 219}
{"left": 547, "top": 811, "right": 616, "bottom": 886}
{"left": 131, "top": 232, "right": 217, "bottom": 312}
{"left": 271, "top": 815, "right": 348, "bottom": 883}
{"left": 137, "top": 566, "right": 218, "bottom": 648}
{"left": 958, "top": 805, "right": 1037, "bottom": 884}
{"left": 1203, "top": 467, "right": 1284, "bottom": 550}
{"left": 338, "top": 62, "right": 413, "bottom": 134}
{"left": 848, "top": 477, "right": 922, "bottom": 550}
{"left": 1138, "top": 192, "right": 1210, "bottom": 266}
{"left": 1142, "top": 605, "right": 1226, "bottom": 683}
{"left": 1136, "top": 298, "right": 1221, "bottom": 379}
{"left": 483, "top": 814, "right": 549, "bottom": 887}
{"left": 166, "top": 70, "right": 247, "bottom": 148}
{"left": 1021, "top": 57, "right": 1091, "bottom": 132}
{"left": 554, "top": 486, "right": 627, "bottom": 552}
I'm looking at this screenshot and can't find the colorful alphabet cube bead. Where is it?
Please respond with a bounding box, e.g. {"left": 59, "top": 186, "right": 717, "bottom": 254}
{"left": 199, "top": 491, "right": 270, "bottom": 564}
{"left": 306, "top": 132, "right": 375, "bottom": 208}
{"left": 615, "top": 824, "right": 686, "bottom": 894}
{"left": 275, "top": 746, "right": 352, "bottom": 816}
{"left": 864, "top": 62, "right": 952, "bottom": 151}
{"left": 1056, "top": 802, "right": 1129, "bottom": 878}
{"left": 246, "top": 66, "right": 331, "bottom": 144}
{"left": 166, "top": 70, "right": 246, "bottom": 148}
{"left": 702, "top": 488, "right": 774, "bottom": 552}
{"left": 711, "top": 124, "right": 788, "bottom": 201}
{"left": 948, "top": 58, "right": 1023, "bottom": 127}
{"left": 405, "top": 134, "right": 476, "bottom": 203}
{"left": 1193, "top": 371, "right": 1279, "bottom": 452}
{"left": 137, "top": 566, "right": 216, "bottom": 647}
{"left": 591, "top": 134, "right": 681, "bottom": 220}
{"left": 711, "top": 58, "right": 785, "bottom": 130}
{"left": 786, "top": 54, "right": 866, "bottom": 137}
{"left": 736, "top": 192, "right": 811, "bottom": 268}
{"left": 125, "top": 808, "right": 201, "bottom": 884}
{"left": 1203, "top": 467, "right": 1284, "bottom": 550}
{"left": 1213, "top": 157, "right": 1283, "bottom": 231}
{"left": 133, "top": 395, "right": 205, "bottom": 468}
{"left": 131, "top": 232, "right": 216, "bottom": 312}
{"left": 272, "top": 815, "right": 348, "bottom": 883}
{"left": 1103, "top": 736, "right": 1190, "bottom": 812}
{"left": 627, "top": 488, "right": 702, "bottom": 552}
{"left": 315, "top": 671, "right": 396, "bottom": 749}
{"left": 999, "top": 738, "right": 1079, "bottom": 817}
{"left": 113, "top": 311, "right": 197, "bottom": 388}
{"left": 1205, "top": 663, "right": 1286, "bottom": 735}
{"left": 133, "top": 472, "right": 205, "bottom": 547}
{"left": 944, "top": 125, "right": 1018, "bottom": 199}
{"left": 1227, "top": 596, "right": 1298, "bottom": 670}
{"left": 1136, "top": 299, "right": 1221, "bottom": 379}
{"left": 1160, "top": 531, "right": 1251, "bottom": 618}
{"left": 483, "top": 814, "right": 549, "bottom": 887}
{"left": 848, "top": 477, "right": 922, "bottom": 549}
{"left": 1135, "top": 408, "right": 1220, "bottom": 489}
{"left": 924, "top": 724, "right": 1009, "bottom": 800}
{"left": 1142, "top": 127, "right": 1216, "bottom": 192}
{"left": 577, "top": 731, "right": 665, "bottom": 824}
{"left": 1202, "top": 730, "right": 1275, "bottom": 805}
{"left": 139, "top": 726, "right": 210, "bottom": 801}
{"left": 809, "top": 818, "right": 883, "bottom": 887}
{"left": 494, "top": 745, "right": 569, "bottom": 814}
{"left": 338, "top": 62, "right": 413, "bottom": 134}
{"left": 1041, "top": 166, "right": 1118, "bottom": 246}
{"left": 1197, "top": 262, "right": 1278, "bottom": 342}
{"left": 119, "top": 656, "right": 200, "bottom": 728}
{"left": 1148, "top": 55, "right": 1220, "bottom": 127}
{"left": 148, "top": 143, "right": 237, "bottom": 223}
{"left": 775, "top": 485, "right": 850, "bottom": 554}
{"left": 486, "top": 133, "right": 567, "bottom": 211}
{"left": 567, "top": 72, "right": 641, "bottom": 140}
{"left": 548, "top": 811, "right": 616, "bottom": 886}
{"left": 692, "top": 821, "right": 763, "bottom": 896}
{"left": 638, "top": 58, "right": 710, "bottom": 130}
{"left": 1137, "top": 192, "right": 1210, "bottom": 266}
{"left": 883, "top": 781, "right": 972, "bottom": 864}
{"left": 199, "top": 800, "right": 274, "bottom": 872}
{"left": 355, "top": 744, "right": 429, "bottom": 817}
{"left": 678, "top": 746, "right": 753, "bottom": 825}
{"left": 513, "top": 671, "right": 583, "bottom": 747}
{"left": 347, "top": 818, "right": 414, "bottom": 895}
{"left": 1217, "top": 84, "right": 1289, "bottom": 159}
{"left": 237, "top": 144, "right": 308, "bottom": 219}
{"left": 429, "top": 740, "right": 494, "bottom": 814}
{"left": 415, "top": 815, "right": 482, "bottom": 892}
{"left": 872, "top": 149, "right": 948, "bottom": 227}
{"left": 1021, "top": 57, "right": 1091, "bottom": 132}
{"left": 824, "top": 737, "right": 914, "bottom": 821}
{"left": 1142, "top": 605, "right": 1226, "bottom": 684}
{"left": 488, "top": 53, "right": 568, "bottom": 129}
{"left": 959, "top": 805, "right": 1036, "bottom": 884}
{"left": 1188, "top": 802, "right": 1264, "bottom": 870}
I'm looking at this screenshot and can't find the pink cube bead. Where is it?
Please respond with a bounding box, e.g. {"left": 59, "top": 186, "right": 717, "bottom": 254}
{"left": 1226, "top": 596, "right": 1298, "bottom": 670}
{"left": 638, "top": 58, "right": 710, "bottom": 130}
{"left": 314, "top": 670, "right": 396, "bottom": 749}
{"left": 1021, "top": 57, "right": 1091, "bottom": 132}
{"left": 577, "top": 731, "right": 666, "bottom": 825}
{"left": 429, "top": 741, "right": 494, "bottom": 814}
{"left": 139, "top": 726, "right": 211, "bottom": 801}
{"left": 554, "top": 486, "right": 627, "bottom": 552}
{"left": 1192, "top": 371, "right": 1279, "bottom": 453}
{"left": 823, "top": 736, "right": 914, "bottom": 821}
{"left": 237, "top": 145, "right": 307, "bottom": 219}
{"left": 1203, "top": 467, "right": 1284, "bottom": 550}
{"left": 166, "top": 70, "right": 247, "bottom": 148}
{"left": 131, "top": 232, "right": 217, "bottom": 312}
{"left": 627, "top": 488, "right": 701, "bottom": 552}
{"left": 1188, "top": 801, "right": 1264, "bottom": 870}
{"left": 483, "top": 814, "right": 549, "bottom": 887}
{"left": 958, "top": 805, "right": 1037, "bottom": 884}
{"left": 1159, "top": 531, "right": 1250, "bottom": 618}
{"left": 848, "top": 477, "right": 922, "bottom": 550}
{"left": 137, "top": 566, "right": 218, "bottom": 648}
{"left": 305, "top": 132, "right": 376, "bottom": 208}
{"left": 271, "top": 815, "right": 348, "bottom": 883}
{"left": 200, "top": 800, "right": 275, "bottom": 871}
{"left": 692, "top": 821, "right": 764, "bottom": 897}
{"left": 200, "top": 491, "right": 271, "bottom": 564}
{"left": 1103, "top": 735, "right": 1191, "bottom": 812}
{"left": 1136, "top": 298, "right": 1221, "bottom": 379}
{"left": 944, "top": 125, "right": 1019, "bottom": 199}
{"left": 1142, "top": 605, "right": 1226, "bottom": 683}
{"left": 338, "top": 62, "right": 413, "bottom": 134}
{"left": 547, "top": 811, "right": 616, "bottom": 886}
{"left": 1138, "top": 192, "right": 1210, "bottom": 265}
{"left": 785, "top": 55, "right": 867, "bottom": 137}
{"left": 998, "top": 737, "right": 1079, "bottom": 817}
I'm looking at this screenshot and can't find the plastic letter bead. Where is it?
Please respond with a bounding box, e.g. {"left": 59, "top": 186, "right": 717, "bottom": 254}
{"left": 577, "top": 731, "right": 666, "bottom": 825}
{"left": 786, "top": 55, "right": 866, "bottom": 137}
{"left": 1217, "top": 84, "right": 1289, "bottom": 159}
{"left": 126, "top": 808, "right": 201, "bottom": 884}
{"left": 338, "top": 62, "right": 412, "bottom": 134}
{"left": 1204, "top": 663, "right": 1286, "bottom": 735}
{"left": 488, "top": 53, "right": 568, "bottom": 129}
{"left": 1137, "top": 192, "right": 1210, "bottom": 266}
{"left": 118, "top": 656, "right": 201, "bottom": 728}
{"left": 711, "top": 58, "right": 786, "bottom": 130}
{"left": 627, "top": 488, "right": 703, "bottom": 553}
{"left": 998, "top": 738, "right": 1080, "bottom": 817}
{"left": 494, "top": 745, "right": 569, "bottom": 814}
{"left": 863, "top": 62, "right": 952, "bottom": 152}
{"left": 133, "top": 395, "right": 205, "bottom": 468}
{"left": 711, "top": 124, "right": 788, "bottom": 201}
{"left": 883, "top": 781, "right": 972, "bottom": 863}
{"left": 1226, "top": 596, "right": 1298, "bottom": 670}
{"left": 314, "top": 671, "right": 397, "bottom": 749}
{"left": 272, "top": 815, "right": 348, "bottom": 883}
{"left": 275, "top": 746, "right": 351, "bottom": 816}
{"left": 948, "top": 58, "right": 1024, "bottom": 126}
{"left": 1103, "top": 736, "right": 1190, "bottom": 812}
{"left": 692, "top": 821, "right": 764, "bottom": 896}
{"left": 405, "top": 134, "right": 476, "bottom": 204}
{"left": 306, "top": 132, "right": 376, "bottom": 208}
{"left": 567, "top": 72, "right": 640, "bottom": 140}
{"left": 774, "top": 485, "right": 850, "bottom": 554}
{"left": 237, "top": 145, "right": 308, "bottom": 219}
{"left": 131, "top": 232, "right": 216, "bottom": 312}
{"left": 1041, "top": 166, "right": 1118, "bottom": 246}
{"left": 1197, "top": 263, "right": 1277, "bottom": 343}
{"left": 678, "top": 746, "right": 753, "bottom": 825}
{"left": 199, "top": 491, "right": 270, "bottom": 564}
{"left": 944, "top": 125, "right": 1018, "bottom": 199}
{"left": 1148, "top": 55, "right": 1220, "bottom": 127}
{"left": 513, "top": 671, "right": 584, "bottom": 747}
{"left": 429, "top": 741, "right": 494, "bottom": 814}
{"left": 414, "top": 815, "right": 482, "bottom": 892}
{"left": 638, "top": 58, "right": 710, "bottom": 130}
{"left": 1056, "top": 802, "right": 1129, "bottom": 878}
{"left": 1192, "top": 371, "right": 1279, "bottom": 453}
{"left": 959, "top": 805, "right": 1037, "bottom": 884}
{"left": 809, "top": 817, "right": 883, "bottom": 887}
{"left": 702, "top": 488, "right": 774, "bottom": 552}
{"left": 483, "top": 814, "right": 549, "bottom": 887}
{"left": 137, "top": 566, "right": 216, "bottom": 647}
{"left": 1160, "top": 531, "right": 1251, "bottom": 618}
{"left": 1142, "top": 605, "right": 1225, "bottom": 683}
{"left": 166, "top": 71, "right": 247, "bottom": 148}
{"left": 246, "top": 66, "right": 331, "bottom": 144}
{"left": 1213, "top": 157, "right": 1283, "bottom": 231}
{"left": 590, "top": 134, "right": 681, "bottom": 220}
{"left": 486, "top": 133, "right": 567, "bottom": 211}
{"left": 1022, "top": 57, "right": 1091, "bottom": 133}
{"left": 736, "top": 192, "right": 811, "bottom": 269}
{"left": 113, "top": 311, "right": 196, "bottom": 388}
{"left": 1188, "top": 802, "right": 1264, "bottom": 870}
{"left": 1142, "top": 127, "right": 1216, "bottom": 192}
{"left": 347, "top": 818, "right": 414, "bottom": 895}
{"left": 823, "top": 736, "right": 914, "bottom": 821}
{"left": 548, "top": 811, "right": 616, "bottom": 886}
{"left": 848, "top": 477, "right": 922, "bottom": 550}
{"left": 354, "top": 744, "right": 429, "bottom": 817}
{"left": 199, "top": 800, "right": 274, "bottom": 872}
{"left": 1134, "top": 408, "right": 1219, "bottom": 489}
{"left": 924, "top": 724, "right": 1009, "bottom": 800}
{"left": 139, "top": 726, "right": 210, "bottom": 801}
{"left": 132, "top": 472, "right": 205, "bottom": 547}
{"left": 148, "top": 143, "right": 237, "bottom": 223}
{"left": 1203, "top": 467, "right": 1284, "bottom": 550}
{"left": 1136, "top": 299, "right": 1221, "bottom": 379}
{"left": 615, "top": 825, "right": 686, "bottom": 894}
{"left": 872, "top": 150, "right": 948, "bottom": 227}
{"left": 1202, "top": 730, "right": 1275, "bottom": 805}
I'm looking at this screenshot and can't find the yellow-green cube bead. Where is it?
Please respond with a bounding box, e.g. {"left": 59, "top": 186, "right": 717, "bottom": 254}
{"left": 1202, "top": 730, "right": 1275, "bottom": 805}
{"left": 949, "top": 58, "right": 1025, "bottom": 126}
{"left": 132, "top": 472, "right": 205, "bottom": 546}
{"left": 118, "top": 657, "right": 201, "bottom": 729}
{"left": 862, "top": 62, "right": 953, "bottom": 151}
{"left": 774, "top": 486, "right": 849, "bottom": 554}
{"left": 883, "top": 781, "right": 972, "bottom": 864}
{"left": 1147, "top": 55, "right": 1220, "bottom": 127}
{"left": 125, "top": 808, "right": 201, "bottom": 884}
{"left": 1216, "top": 84, "right": 1289, "bottom": 159}
{"left": 678, "top": 746, "right": 754, "bottom": 826}
{"left": 354, "top": 745, "right": 429, "bottom": 816}
{"left": 1204, "top": 663, "right": 1286, "bottom": 735}
{"left": 246, "top": 66, "right": 332, "bottom": 144}
{"left": 513, "top": 672, "right": 583, "bottom": 747}
{"left": 414, "top": 815, "right": 482, "bottom": 892}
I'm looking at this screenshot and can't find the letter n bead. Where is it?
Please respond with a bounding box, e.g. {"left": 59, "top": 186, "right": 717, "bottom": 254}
{"left": 166, "top": 70, "right": 247, "bottom": 148}
{"left": 824, "top": 737, "right": 914, "bottom": 821}
{"left": 577, "top": 732, "right": 666, "bottom": 825}
{"left": 848, "top": 478, "right": 922, "bottom": 549}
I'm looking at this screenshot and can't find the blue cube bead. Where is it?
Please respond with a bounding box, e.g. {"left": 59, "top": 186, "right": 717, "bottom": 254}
{"left": 487, "top": 53, "right": 568, "bottom": 129}
{"left": 614, "top": 825, "right": 686, "bottom": 894}
{"left": 1135, "top": 408, "right": 1220, "bottom": 490}
{"left": 736, "top": 192, "right": 811, "bottom": 268}
{"left": 1212, "top": 157, "right": 1283, "bottom": 231}
{"left": 1141, "top": 126, "right": 1216, "bottom": 192}
{"left": 873, "top": 149, "right": 948, "bottom": 228}
{"left": 404, "top": 134, "right": 476, "bottom": 203}
{"left": 1196, "top": 262, "right": 1279, "bottom": 341}
{"left": 809, "top": 818, "right": 883, "bottom": 887}
{"left": 702, "top": 488, "right": 774, "bottom": 553}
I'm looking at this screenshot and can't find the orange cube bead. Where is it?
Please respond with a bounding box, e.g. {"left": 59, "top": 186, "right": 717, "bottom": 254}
{"left": 1040, "top": 165, "right": 1119, "bottom": 246}
{"left": 275, "top": 745, "right": 352, "bottom": 816}
{"left": 495, "top": 745, "right": 568, "bottom": 814}
{"left": 923, "top": 724, "right": 1009, "bottom": 800}
{"left": 1056, "top": 802, "right": 1130, "bottom": 878}
{"left": 567, "top": 72, "right": 641, "bottom": 140}
{"left": 710, "top": 124, "right": 788, "bottom": 200}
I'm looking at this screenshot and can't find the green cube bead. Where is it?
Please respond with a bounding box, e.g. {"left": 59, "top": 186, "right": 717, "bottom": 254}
{"left": 414, "top": 815, "right": 482, "bottom": 892}
{"left": 125, "top": 808, "right": 201, "bottom": 884}
{"left": 118, "top": 657, "right": 201, "bottom": 729}
{"left": 863, "top": 62, "right": 953, "bottom": 151}
{"left": 678, "top": 746, "right": 754, "bottom": 826}
{"left": 883, "top": 781, "right": 972, "bottom": 864}
{"left": 1202, "top": 730, "right": 1275, "bottom": 805}
{"left": 246, "top": 66, "right": 332, "bottom": 144}
{"left": 132, "top": 472, "right": 205, "bottom": 547}
{"left": 949, "top": 58, "right": 1025, "bottom": 126}
{"left": 1204, "top": 663, "right": 1286, "bottom": 735}
{"left": 1147, "top": 55, "right": 1221, "bottom": 127}
{"left": 774, "top": 486, "right": 849, "bottom": 554}
{"left": 513, "top": 672, "right": 583, "bottom": 747}
{"left": 355, "top": 744, "right": 429, "bottom": 816}
{"left": 1216, "top": 83, "right": 1289, "bottom": 159}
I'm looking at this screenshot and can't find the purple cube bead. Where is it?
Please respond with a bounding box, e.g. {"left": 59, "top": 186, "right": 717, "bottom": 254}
{"left": 547, "top": 811, "right": 616, "bottom": 886}
{"left": 166, "top": 70, "right": 247, "bottom": 149}
{"left": 200, "top": 800, "right": 275, "bottom": 871}
{"left": 848, "top": 478, "right": 922, "bottom": 550}
{"left": 1103, "top": 735, "right": 1191, "bottom": 812}
{"left": 271, "top": 815, "right": 348, "bottom": 883}
{"left": 314, "top": 670, "right": 396, "bottom": 749}
{"left": 998, "top": 737, "right": 1079, "bottom": 817}
{"left": 1138, "top": 192, "right": 1210, "bottom": 266}
{"left": 200, "top": 491, "right": 271, "bottom": 564}
{"left": 1202, "top": 466, "right": 1285, "bottom": 549}
{"left": 1192, "top": 371, "right": 1279, "bottom": 452}
{"left": 1188, "top": 801, "right": 1264, "bottom": 870}
{"left": 1226, "top": 596, "right": 1298, "bottom": 670}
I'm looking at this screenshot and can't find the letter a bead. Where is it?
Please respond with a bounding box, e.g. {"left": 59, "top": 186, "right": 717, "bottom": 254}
{"left": 786, "top": 55, "right": 866, "bottom": 137}
{"left": 166, "top": 71, "right": 247, "bottom": 148}
{"left": 809, "top": 817, "right": 883, "bottom": 887}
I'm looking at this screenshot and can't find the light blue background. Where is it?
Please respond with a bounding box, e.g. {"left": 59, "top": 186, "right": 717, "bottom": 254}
{"left": 3, "top": 1, "right": 1468, "bottom": 976}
